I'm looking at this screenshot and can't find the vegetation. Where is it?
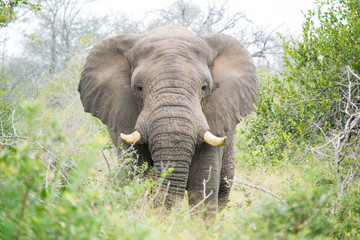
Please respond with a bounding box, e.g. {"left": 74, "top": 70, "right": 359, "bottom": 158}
{"left": 1, "top": 0, "right": 359, "bottom": 239}
{"left": 0, "top": 0, "right": 41, "bottom": 27}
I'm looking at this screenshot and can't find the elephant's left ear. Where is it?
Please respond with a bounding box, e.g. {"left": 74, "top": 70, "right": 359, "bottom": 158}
{"left": 201, "top": 33, "right": 259, "bottom": 135}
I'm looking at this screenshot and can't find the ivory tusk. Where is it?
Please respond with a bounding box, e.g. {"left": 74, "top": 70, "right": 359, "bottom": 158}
{"left": 203, "top": 131, "right": 227, "bottom": 147}
{"left": 120, "top": 131, "right": 141, "bottom": 144}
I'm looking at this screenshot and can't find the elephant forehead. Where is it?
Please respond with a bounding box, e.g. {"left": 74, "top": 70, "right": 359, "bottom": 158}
{"left": 128, "top": 35, "right": 214, "bottom": 65}
{"left": 131, "top": 54, "right": 211, "bottom": 87}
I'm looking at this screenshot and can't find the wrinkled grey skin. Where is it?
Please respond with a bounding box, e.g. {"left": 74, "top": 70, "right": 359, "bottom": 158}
{"left": 78, "top": 26, "right": 258, "bottom": 215}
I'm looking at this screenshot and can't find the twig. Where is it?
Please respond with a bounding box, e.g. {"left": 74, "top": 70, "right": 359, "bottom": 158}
{"left": 36, "top": 140, "right": 60, "bottom": 161}
{"left": 203, "top": 166, "right": 212, "bottom": 199}
{"left": 11, "top": 110, "right": 17, "bottom": 136}
{"left": 308, "top": 66, "right": 360, "bottom": 198}
{"left": 137, "top": 170, "right": 167, "bottom": 218}
{"left": 100, "top": 149, "right": 111, "bottom": 181}
{"left": 15, "top": 187, "right": 30, "bottom": 239}
{"left": 45, "top": 160, "right": 51, "bottom": 190}
{"left": 185, "top": 166, "right": 214, "bottom": 215}
{"left": 231, "top": 177, "right": 288, "bottom": 206}
{"left": 165, "top": 217, "right": 176, "bottom": 235}
{"left": 111, "top": 142, "right": 136, "bottom": 181}
{"left": 239, "top": 201, "right": 286, "bottom": 212}
{"left": 35, "top": 140, "right": 71, "bottom": 186}
{"left": 184, "top": 190, "right": 213, "bottom": 215}
{"left": 160, "top": 180, "right": 171, "bottom": 214}
{"left": 213, "top": 201, "right": 285, "bottom": 232}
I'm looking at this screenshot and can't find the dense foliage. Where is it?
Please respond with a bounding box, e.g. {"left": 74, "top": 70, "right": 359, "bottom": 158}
{"left": 0, "top": 0, "right": 40, "bottom": 27}
{"left": 242, "top": 0, "right": 360, "bottom": 163}
{"left": 1, "top": 0, "right": 359, "bottom": 239}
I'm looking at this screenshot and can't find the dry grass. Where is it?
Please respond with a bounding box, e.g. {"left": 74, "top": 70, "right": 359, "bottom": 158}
{"left": 230, "top": 154, "right": 316, "bottom": 210}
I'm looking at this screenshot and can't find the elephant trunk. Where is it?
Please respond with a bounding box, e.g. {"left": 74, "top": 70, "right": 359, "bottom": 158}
{"left": 148, "top": 116, "right": 196, "bottom": 206}
{"left": 136, "top": 98, "right": 198, "bottom": 206}
{"left": 153, "top": 160, "right": 189, "bottom": 205}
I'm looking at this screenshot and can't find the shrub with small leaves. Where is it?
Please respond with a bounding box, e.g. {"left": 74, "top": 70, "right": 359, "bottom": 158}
{"left": 241, "top": 0, "right": 360, "bottom": 164}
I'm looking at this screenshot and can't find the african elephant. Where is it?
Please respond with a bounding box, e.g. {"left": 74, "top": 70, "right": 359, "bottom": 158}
{"left": 78, "top": 26, "right": 258, "bottom": 215}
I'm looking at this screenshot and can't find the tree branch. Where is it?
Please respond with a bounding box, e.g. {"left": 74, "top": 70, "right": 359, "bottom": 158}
{"left": 231, "top": 177, "right": 288, "bottom": 206}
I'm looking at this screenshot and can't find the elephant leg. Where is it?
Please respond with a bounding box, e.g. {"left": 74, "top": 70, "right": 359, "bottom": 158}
{"left": 218, "top": 139, "right": 235, "bottom": 211}
{"left": 187, "top": 143, "right": 224, "bottom": 217}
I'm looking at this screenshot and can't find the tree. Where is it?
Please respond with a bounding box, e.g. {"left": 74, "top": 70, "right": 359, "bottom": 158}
{"left": 243, "top": 0, "right": 360, "bottom": 193}
{"left": 1, "top": 1, "right": 40, "bottom": 136}
{"left": 280, "top": 0, "right": 360, "bottom": 144}
{"left": 147, "top": 0, "right": 247, "bottom": 34}
{"left": 0, "top": 0, "right": 40, "bottom": 28}
{"left": 1, "top": 0, "right": 41, "bottom": 69}
{"left": 22, "top": 0, "right": 139, "bottom": 72}
{"left": 147, "top": 0, "right": 283, "bottom": 71}
{"left": 22, "top": 0, "right": 88, "bottom": 71}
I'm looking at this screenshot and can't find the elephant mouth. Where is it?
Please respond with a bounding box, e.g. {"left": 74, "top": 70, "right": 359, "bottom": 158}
{"left": 120, "top": 130, "right": 226, "bottom": 146}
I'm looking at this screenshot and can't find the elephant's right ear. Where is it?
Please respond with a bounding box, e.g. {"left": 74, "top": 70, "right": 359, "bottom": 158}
{"left": 78, "top": 35, "right": 143, "bottom": 134}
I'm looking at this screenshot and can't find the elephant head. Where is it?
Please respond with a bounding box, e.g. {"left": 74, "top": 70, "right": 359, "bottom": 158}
{"left": 78, "top": 26, "right": 258, "bottom": 208}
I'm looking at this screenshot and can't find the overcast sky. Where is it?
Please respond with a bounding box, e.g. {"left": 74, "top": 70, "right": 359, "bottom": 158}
{"left": 88, "top": 0, "right": 316, "bottom": 34}
{"left": 2, "top": 0, "right": 316, "bottom": 56}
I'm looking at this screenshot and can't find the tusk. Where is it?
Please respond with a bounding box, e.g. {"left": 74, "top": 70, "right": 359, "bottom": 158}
{"left": 120, "top": 131, "right": 141, "bottom": 144}
{"left": 203, "top": 131, "right": 227, "bottom": 147}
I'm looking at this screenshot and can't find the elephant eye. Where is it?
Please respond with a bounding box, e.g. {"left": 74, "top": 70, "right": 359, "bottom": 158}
{"left": 135, "top": 84, "right": 143, "bottom": 92}
{"left": 201, "top": 85, "right": 208, "bottom": 91}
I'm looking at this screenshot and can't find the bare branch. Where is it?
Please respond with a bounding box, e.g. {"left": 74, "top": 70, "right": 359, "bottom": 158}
{"left": 100, "top": 149, "right": 111, "bottom": 181}
{"left": 184, "top": 189, "right": 213, "bottom": 215}
{"left": 11, "top": 109, "right": 17, "bottom": 136}
{"left": 231, "top": 177, "right": 288, "bottom": 206}
{"left": 184, "top": 166, "right": 214, "bottom": 215}
{"left": 111, "top": 142, "right": 137, "bottom": 181}
{"left": 309, "top": 66, "right": 360, "bottom": 198}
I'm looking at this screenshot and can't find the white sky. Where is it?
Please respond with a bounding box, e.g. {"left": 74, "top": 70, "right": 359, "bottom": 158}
{"left": 2, "top": 0, "right": 316, "bottom": 56}
{"left": 88, "top": 0, "right": 316, "bottom": 34}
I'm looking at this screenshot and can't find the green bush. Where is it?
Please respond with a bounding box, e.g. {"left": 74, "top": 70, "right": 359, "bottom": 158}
{"left": 333, "top": 187, "right": 360, "bottom": 239}
{"left": 0, "top": 101, "right": 153, "bottom": 239}
{"left": 234, "top": 2, "right": 360, "bottom": 237}
{"left": 224, "top": 187, "right": 335, "bottom": 240}
{"left": 237, "top": 72, "right": 301, "bottom": 165}
{"left": 281, "top": 0, "right": 360, "bottom": 136}
{"left": 0, "top": 100, "right": 217, "bottom": 239}
{"left": 241, "top": 0, "right": 360, "bottom": 163}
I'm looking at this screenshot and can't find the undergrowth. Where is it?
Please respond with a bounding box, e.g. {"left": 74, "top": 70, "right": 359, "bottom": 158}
{"left": 0, "top": 98, "right": 359, "bottom": 239}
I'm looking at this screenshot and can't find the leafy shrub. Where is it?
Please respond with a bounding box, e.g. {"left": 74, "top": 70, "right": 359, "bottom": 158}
{"left": 0, "top": 101, "right": 218, "bottom": 239}
{"left": 0, "top": 101, "right": 151, "bottom": 239}
{"left": 225, "top": 187, "right": 335, "bottom": 239}
{"left": 332, "top": 187, "right": 360, "bottom": 239}
{"left": 241, "top": 0, "right": 360, "bottom": 163}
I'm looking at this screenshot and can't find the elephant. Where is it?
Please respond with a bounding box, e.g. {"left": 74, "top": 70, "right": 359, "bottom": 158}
{"left": 78, "top": 26, "right": 258, "bottom": 215}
